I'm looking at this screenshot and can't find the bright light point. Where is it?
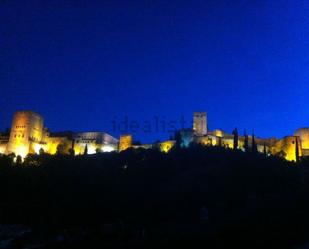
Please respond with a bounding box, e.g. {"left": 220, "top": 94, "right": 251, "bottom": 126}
{"left": 34, "top": 144, "right": 42, "bottom": 154}
{"left": 15, "top": 145, "right": 28, "bottom": 159}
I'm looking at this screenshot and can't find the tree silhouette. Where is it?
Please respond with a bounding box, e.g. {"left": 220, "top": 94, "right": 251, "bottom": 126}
{"left": 69, "top": 148, "right": 75, "bottom": 156}
{"left": 263, "top": 143, "right": 267, "bottom": 157}
{"left": 174, "top": 130, "right": 182, "bottom": 149}
{"left": 244, "top": 130, "right": 249, "bottom": 152}
{"left": 56, "top": 143, "right": 65, "bottom": 155}
{"left": 71, "top": 139, "right": 75, "bottom": 151}
{"left": 95, "top": 148, "right": 102, "bottom": 154}
{"left": 295, "top": 136, "right": 300, "bottom": 163}
{"left": 15, "top": 155, "right": 22, "bottom": 165}
{"left": 276, "top": 150, "right": 287, "bottom": 159}
{"left": 39, "top": 148, "right": 45, "bottom": 155}
{"left": 252, "top": 132, "right": 257, "bottom": 154}
{"left": 84, "top": 144, "right": 88, "bottom": 155}
{"left": 232, "top": 128, "right": 238, "bottom": 150}
{"left": 218, "top": 137, "right": 222, "bottom": 147}
{"left": 0, "top": 144, "right": 307, "bottom": 248}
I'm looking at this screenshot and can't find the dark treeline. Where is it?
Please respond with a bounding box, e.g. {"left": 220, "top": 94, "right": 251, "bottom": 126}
{"left": 1, "top": 146, "right": 309, "bottom": 248}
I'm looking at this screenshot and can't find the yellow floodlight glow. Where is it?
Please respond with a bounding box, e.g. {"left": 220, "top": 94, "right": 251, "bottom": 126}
{"left": 34, "top": 144, "right": 42, "bottom": 154}
{"left": 102, "top": 145, "right": 116, "bottom": 152}
{"left": 15, "top": 145, "right": 28, "bottom": 159}
{"left": 214, "top": 129, "right": 224, "bottom": 138}
{"left": 160, "top": 141, "right": 175, "bottom": 153}
{"left": 0, "top": 146, "right": 5, "bottom": 154}
{"left": 87, "top": 145, "right": 96, "bottom": 155}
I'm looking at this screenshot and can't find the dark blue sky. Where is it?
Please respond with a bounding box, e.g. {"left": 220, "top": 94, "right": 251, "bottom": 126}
{"left": 1, "top": 0, "right": 308, "bottom": 143}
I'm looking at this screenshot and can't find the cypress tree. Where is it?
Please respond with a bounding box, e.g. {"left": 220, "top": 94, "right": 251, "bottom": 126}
{"left": 69, "top": 139, "right": 75, "bottom": 156}
{"left": 244, "top": 130, "right": 249, "bottom": 152}
{"left": 252, "top": 132, "right": 257, "bottom": 153}
{"left": 218, "top": 137, "right": 222, "bottom": 147}
{"left": 295, "top": 136, "right": 300, "bottom": 163}
{"left": 174, "top": 130, "right": 182, "bottom": 149}
{"left": 84, "top": 144, "right": 88, "bottom": 155}
{"left": 71, "top": 139, "right": 75, "bottom": 151}
{"left": 263, "top": 143, "right": 267, "bottom": 157}
{"left": 69, "top": 148, "right": 75, "bottom": 156}
{"left": 232, "top": 128, "right": 238, "bottom": 150}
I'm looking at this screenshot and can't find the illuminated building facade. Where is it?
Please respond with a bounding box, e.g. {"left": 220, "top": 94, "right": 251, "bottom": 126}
{"left": 0, "top": 132, "right": 9, "bottom": 154}
{"left": 6, "top": 111, "right": 45, "bottom": 158}
{"left": 0, "top": 110, "right": 309, "bottom": 162}
{"left": 294, "top": 128, "right": 309, "bottom": 156}
{"left": 176, "top": 112, "right": 309, "bottom": 162}
{"left": 1, "top": 111, "right": 118, "bottom": 158}
{"left": 270, "top": 136, "right": 302, "bottom": 161}
{"left": 119, "top": 135, "right": 133, "bottom": 152}
{"left": 74, "top": 132, "right": 118, "bottom": 154}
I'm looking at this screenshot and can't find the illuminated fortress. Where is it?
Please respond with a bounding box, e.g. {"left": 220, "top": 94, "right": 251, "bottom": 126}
{"left": 0, "top": 110, "right": 308, "bottom": 162}
{"left": 0, "top": 111, "right": 118, "bottom": 158}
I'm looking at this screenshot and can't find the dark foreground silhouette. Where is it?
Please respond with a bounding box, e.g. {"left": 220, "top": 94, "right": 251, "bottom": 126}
{"left": 1, "top": 145, "right": 309, "bottom": 248}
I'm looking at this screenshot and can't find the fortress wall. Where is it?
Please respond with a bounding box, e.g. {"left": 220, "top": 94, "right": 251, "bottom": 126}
{"left": 195, "top": 135, "right": 215, "bottom": 146}
{"left": 6, "top": 111, "right": 44, "bottom": 157}
{"left": 0, "top": 136, "right": 8, "bottom": 154}
{"left": 295, "top": 128, "right": 309, "bottom": 150}
{"left": 271, "top": 136, "right": 302, "bottom": 161}
{"left": 74, "top": 141, "right": 98, "bottom": 155}
{"left": 302, "top": 149, "right": 309, "bottom": 157}
{"left": 44, "top": 137, "right": 71, "bottom": 155}
{"left": 195, "top": 134, "right": 272, "bottom": 152}
{"left": 73, "top": 132, "right": 118, "bottom": 154}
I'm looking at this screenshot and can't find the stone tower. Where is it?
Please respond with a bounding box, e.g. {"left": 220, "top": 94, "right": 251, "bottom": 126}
{"left": 118, "top": 134, "right": 132, "bottom": 152}
{"left": 6, "top": 111, "right": 44, "bottom": 157}
{"left": 193, "top": 112, "right": 207, "bottom": 136}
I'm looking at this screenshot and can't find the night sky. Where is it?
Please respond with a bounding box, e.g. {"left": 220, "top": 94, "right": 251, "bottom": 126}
{"left": 1, "top": 0, "right": 309, "bottom": 143}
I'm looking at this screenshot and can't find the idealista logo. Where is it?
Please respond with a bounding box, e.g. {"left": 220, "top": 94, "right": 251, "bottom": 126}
{"left": 111, "top": 115, "right": 191, "bottom": 134}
